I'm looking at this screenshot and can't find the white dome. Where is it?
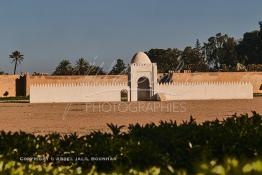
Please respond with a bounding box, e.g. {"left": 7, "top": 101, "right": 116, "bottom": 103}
{"left": 131, "top": 52, "right": 151, "bottom": 64}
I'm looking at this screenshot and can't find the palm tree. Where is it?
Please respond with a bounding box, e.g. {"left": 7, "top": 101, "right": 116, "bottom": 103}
{"left": 53, "top": 59, "right": 73, "bottom": 75}
{"left": 74, "top": 58, "right": 89, "bottom": 75}
{"left": 9, "top": 50, "right": 24, "bottom": 74}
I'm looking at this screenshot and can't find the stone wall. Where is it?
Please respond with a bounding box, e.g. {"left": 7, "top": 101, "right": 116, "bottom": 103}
{"left": 171, "top": 72, "right": 262, "bottom": 93}
{"left": 30, "top": 82, "right": 129, "bottom": 103}
{"left": 27, "top": 75, "right": 127, "bottom": 97}
{"left": 0, "top": 75, "right": 20, "bottom": 97}
{"left": 1, "top": 72, "right": 262, "bottom": 98}
{"left": 157, "top": 82, "right": 253, "bottom": 100}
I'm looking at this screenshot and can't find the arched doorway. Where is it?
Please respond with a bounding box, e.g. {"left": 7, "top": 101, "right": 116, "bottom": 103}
{"left": 120, "top": 89, "right": 128, "bottom": 101}
{"left": 137, "top": 77, "right": 150, "bottom": 101}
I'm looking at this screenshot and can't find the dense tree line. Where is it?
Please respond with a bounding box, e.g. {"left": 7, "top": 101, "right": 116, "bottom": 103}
{"left": 53, "top": 58, "right": 127, "bottom": 75}
{"left": 53, "top": 58, "right": 105, "bottom": 75}
{"left": 147, "top": 22, "right": 262, "bottom": 73}
{"left": 52, "top": 22, "right": 262, "bottom": 75}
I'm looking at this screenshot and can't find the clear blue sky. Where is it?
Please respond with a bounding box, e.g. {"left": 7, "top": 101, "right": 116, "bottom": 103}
{"left": 0, "top": 0, "right": 261, "bottom": 74}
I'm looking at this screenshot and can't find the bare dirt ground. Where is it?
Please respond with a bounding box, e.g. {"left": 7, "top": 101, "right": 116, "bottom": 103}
{"left": 0, "top": 97, "right": 261, "bottom": 135}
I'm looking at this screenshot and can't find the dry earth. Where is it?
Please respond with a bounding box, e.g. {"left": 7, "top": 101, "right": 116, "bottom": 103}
{"left": 0, "top": 97, "right": 262, "bottom": 135}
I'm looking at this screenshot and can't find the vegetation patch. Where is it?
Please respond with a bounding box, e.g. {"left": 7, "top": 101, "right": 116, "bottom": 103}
{"left": 1, "top": 159, "right": 262, "bottom": 175}
{"left": 0, "top": 96, "right": 29, "bottom": 103}
{"left": 0, "top": 96, "right": 29, "bottom": 100}
{"left": 254, "top": 93, "right": 262, "bottom": 97}
{"left": 0, "top": 112, "right": 262, "bottom": 174}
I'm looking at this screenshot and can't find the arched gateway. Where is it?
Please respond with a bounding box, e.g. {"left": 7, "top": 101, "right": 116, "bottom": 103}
{"left": 129, "top": 51, "right": 158, "bottom": 101}
{"left": 137, "top": 77, "right": 150, "bottom": 101}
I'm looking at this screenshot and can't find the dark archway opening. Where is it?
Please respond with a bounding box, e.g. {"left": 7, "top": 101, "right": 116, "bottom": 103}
{"left": 16, "top": 75, "right": 26, "bottom": 96}
{"left": 137, "top": 77, "right": 150, "bottom": 101}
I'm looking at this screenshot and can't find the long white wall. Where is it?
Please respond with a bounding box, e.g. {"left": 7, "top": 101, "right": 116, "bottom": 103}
{"left": 30, "top": 83, "right": 129, "bottom": 103}
{"left": 31, "top": 81, "right": 253, "bottom": 103}
{"left": 157, "top": 82, "right": 253, "bottom": 100}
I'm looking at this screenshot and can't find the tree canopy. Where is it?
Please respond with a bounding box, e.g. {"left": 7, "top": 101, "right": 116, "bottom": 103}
{"left": 51, "top": 21, "right": 262, "bottom": 75}
{"left": 109, "top": 59, "right": 127, "bottom": 75}
{"left": 146, "top": 22, "right": 262, "bottom": 72}
{"left": 53, "top": 59, "right": 73, "bottom": 75}
{"left": 203, "top": 33, "right": 240, "bottom": 71}
{"left": 146, "top": 48, "right": 182, "bottom": 73}
{"left": 237, "top": 24, "right": 262, "bottom": 65}
{"left": 53, "top": 58, "right": 105, "bottom": 75}
{"left": 182, "top": 44, "right": 208, "bottom": 72}
{"left": 74, "top": 58, "right": 89, "bottom": 75}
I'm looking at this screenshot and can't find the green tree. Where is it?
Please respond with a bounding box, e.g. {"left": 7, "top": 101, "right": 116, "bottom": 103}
{"left": 203, "top": 33, "right": 226, "bottom": 70}
{"left": 182, "top": 46, "right": 208, "bottom": 72}
{"left": 86, "top": 64, "right": 105, "bottom": 75}
{"left": 203, "top": 33, "right": 239, "bottom": 71}
{"left": 220, "top": 37, "right": 239, "bottom": 70}
{"left": 74, "top": 58, "right": 89, "bottom": 75}
{"left": 9, "top": 50, "right": 24, "bottom": 74}
{"left": 237, "top": 22, "right": 262, "bottom": 65}
{"left": 109, "top": 59, "right": 127, "bottom": 75}
{"left": 146, "top": 48, "right": 182, "bottom": 73}
{"left": 53, "top": 59, "right": 73, "bottom": 75}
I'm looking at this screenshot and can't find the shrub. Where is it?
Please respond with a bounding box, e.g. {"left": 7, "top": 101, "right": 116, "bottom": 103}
{"left": 0, "top": 112, "right": 262, "bottom": 174}
{"left": 3, "top": 91, "right": 9, "bottom": 97}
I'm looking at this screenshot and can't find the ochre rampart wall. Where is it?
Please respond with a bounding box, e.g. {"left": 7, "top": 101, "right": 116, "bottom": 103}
{"left": 0, "top": 75, "right": 20, "bottom": 97}
{"left": 1, "top": 72, "right": 262, "bottom": 97}
{"left": 171, "top": 72, "right": 262, "bottom": 93}
{"left": 27, "top": 75, "right": 127, "bottom": 96}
